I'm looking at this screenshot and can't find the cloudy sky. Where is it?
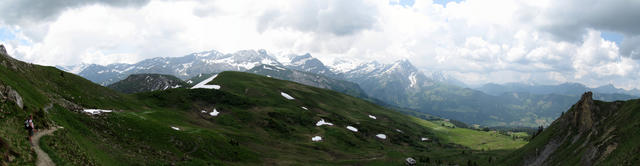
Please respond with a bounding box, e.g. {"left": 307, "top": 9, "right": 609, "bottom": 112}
{"left": 1, "top": 0, "right": 639, "bottom": 89}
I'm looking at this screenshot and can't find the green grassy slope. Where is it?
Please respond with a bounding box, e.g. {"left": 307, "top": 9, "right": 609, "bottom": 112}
{"left": 501, "top": 92, "right": 640, "bottom": 165}
{"left": 1, "top": 49, "right": 526, "bottom": 165}
{"left": 107, "top": 73, "right": 188, "bottom": 93}
{"left": 0, "top": 51, "right": 140, "bottom": 165}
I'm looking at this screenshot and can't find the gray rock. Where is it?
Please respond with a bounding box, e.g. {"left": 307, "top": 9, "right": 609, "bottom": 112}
{"left": 405, "top": 157, "right": 417, "bottom": 165}
{"left": 0, "top": 84, "right": 24, "bottom": 109}
{"left": 0, "top": 45, "right": 6, "bottom": 55}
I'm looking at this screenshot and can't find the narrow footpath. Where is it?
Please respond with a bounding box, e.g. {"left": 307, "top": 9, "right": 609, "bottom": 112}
{"left": 32, "top": 127, "right": 61, "bottom": 166}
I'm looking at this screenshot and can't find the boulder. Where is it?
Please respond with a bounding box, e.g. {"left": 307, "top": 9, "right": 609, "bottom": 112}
{"left": 0, "top": 84, "right": 24, "bottom": 109}
{"left": 405, "top": 157, "right": 417, "bottom": 165}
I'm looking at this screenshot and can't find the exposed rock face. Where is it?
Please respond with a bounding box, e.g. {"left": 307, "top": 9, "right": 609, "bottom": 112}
{"left": 517, "top": 91, "right": 630, "bottom": 166}
{"left": 0, "top": 83, "right": 24, "bottom": 109}
{"left": 0, "top": 45, "right": 6, "bottom": 55}
{"left": 571, "top": 92, "right": 595, "bottom": 132}
{"left": 0, "top": 44, "right": 30, "bottom": 72}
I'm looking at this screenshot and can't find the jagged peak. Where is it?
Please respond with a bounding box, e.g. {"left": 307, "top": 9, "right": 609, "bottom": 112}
{"left": 0, "top": 44, "right": 6, "bottom": 55}
{"left": 570, "top": 91, "right": 595, "bottom": 132}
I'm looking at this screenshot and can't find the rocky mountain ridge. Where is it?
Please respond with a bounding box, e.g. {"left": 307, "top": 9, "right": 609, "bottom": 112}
{"left": 503, "top": 92, "right": 640, "bottom": 165}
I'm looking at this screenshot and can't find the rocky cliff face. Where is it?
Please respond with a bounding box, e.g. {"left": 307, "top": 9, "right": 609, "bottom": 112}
{"left": 570, "top": 92, "right": 595, "bottom": 132}
{"left": 506, "top": 91, "right": 638, "bottom": 166}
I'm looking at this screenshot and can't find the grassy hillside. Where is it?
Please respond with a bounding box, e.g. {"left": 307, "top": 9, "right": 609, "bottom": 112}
{"left": 107, "top": 73, "right": 188, "bottom": 93}
{"left": 502, "top": 92, "right": 640, "bottom": 165}
{"left": 1, "top": 49, "right": 526, "bottom": 165}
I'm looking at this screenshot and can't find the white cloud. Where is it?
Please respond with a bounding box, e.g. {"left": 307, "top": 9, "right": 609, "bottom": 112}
{"left": 0, "top": 0, "right": 639, "bottom": 89}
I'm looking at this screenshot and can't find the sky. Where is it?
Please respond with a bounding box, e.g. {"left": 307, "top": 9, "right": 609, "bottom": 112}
{"left": 0, "top": 0, "right": 639, "bottom": 89}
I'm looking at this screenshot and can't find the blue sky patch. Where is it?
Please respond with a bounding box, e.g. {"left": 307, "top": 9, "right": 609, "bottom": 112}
{"left": 433, "top": 0, "right": 464, "bottom": 6}
{"left": 389, "top": 0, "right": 415, "bottom": 7}
{"left": 600, "top": 31, "right": 623, "bottom": 45}
{"left": 0, "top": 27, "right": 16, "bottom": 42}
{"left": 0, "top": 26, "right": 31, "bottom": 45}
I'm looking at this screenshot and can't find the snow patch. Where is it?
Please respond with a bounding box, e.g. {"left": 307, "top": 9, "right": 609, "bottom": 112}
{"left": 83, "top": 109, "right": 112, "bottom": 115}
{"left": 376, "top": 134, "right": 387, "bottom": 139}
{"left": 301, "top": 106, "right": 308, "bottom": 110}
{"left": 421, "top": 137, "right": 430, "bottom": 141}
{"left": 368, "top": 115, "right": 377, "bottom": 119}
{"left": 346, "top": 126, "right": 358, "bottom": 132}
{"left": 316, "top": 119, "right": 333, "bottom": 126}
{"left": 409, "top": 72, "right": 418, "bottom": 88}
{"left": 281, "top": 92, "right": 294, "bottom": 100}
{"left": 395, "top": 129, "right": 403, "bottom": 133}
{"left": 191, "top": 74, "right": 221, "bottom": 89}
{"left": 209, "top": 108, "right": 220, "bottom": 116}
{"left": 312, "top": 136, "right": 322, "bottom": 142}
{"left": 171, "top": 126, "right": 180, "bottom": 131}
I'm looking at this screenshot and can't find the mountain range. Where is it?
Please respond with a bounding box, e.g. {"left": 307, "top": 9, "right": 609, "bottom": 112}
{"left": 477, "top": 82, "right": 640, "bottom": 97}
{"left": 58, "top": 49, "right": 639, "bottom": 127}
{"left": 0, "top": 45, "right": 526, "bottom": 165}
{"left": 3, "top": 43, "right": 640, "bottom": 165}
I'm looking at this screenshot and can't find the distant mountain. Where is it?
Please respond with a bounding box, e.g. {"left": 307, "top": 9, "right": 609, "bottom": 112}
{"left": 477, "top": 82, "right": 639, "bottom": 98}
{"left": 477, "top": 82, "right": 591, "bottom": 96}
{"left": 277, "top": 53, "right": 335, "bottom": 77}
{"left": 59, "top": 49, "right": 280, "bottom": 86}
{"left": 59, "top": 49, "right": 638, "bottom": 127}
{"left": 3, "top": 45, "right": 528, "bottom": 165}
{"left": 503, "top": 92, "right": 640, "bottom": 165}
{"left": 246, "top": 64, "right": 368, "bottom": 98}
{"left": 593, "top": 84, "right": 640, "bottom": 96}
{"left": 336, "top": 60, "right": 436, "bottom": 107}
{"left": 107, "top": 74, "right": 188, "bottom": 93}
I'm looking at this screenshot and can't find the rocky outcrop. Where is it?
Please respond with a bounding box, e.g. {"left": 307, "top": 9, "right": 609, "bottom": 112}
{"left": 516, "top": 92, "right": 630, "bottom": 166}
{"left": 570, "top": 92, "right": 595, "bottom": 132}
{"left": 0, "top": 45, "right": 6, "bottom": 55}
{"left": 0, "top": 44, "right": 30, "bottom": 72}
{"left": 0, "top": 83, "right": 24, "bottom": 109}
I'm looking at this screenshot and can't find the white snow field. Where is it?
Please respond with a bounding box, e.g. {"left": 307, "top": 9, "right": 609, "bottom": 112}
{"left": 83, "top": 109, "right": 112, "bottom": 115}
{"left": 281, "top": 92, "right": 294, "bottom": 100}
{"left": 376, "top": 134, "right": 387, "bottom": 139}
{"left": 316, "top": 119, "right": 334, "bottom": 126}
{"left": 209, "top": 108, "right": 220, "bottom": 116}
{"left": 346, "top": 126, "right": 358, "bottom": 132}
{"left": 368, "top": 115, "right": 377, "bottom": 119}
{"left": 312, "top": 136, "right": 322, "bottom": 142}
{"left": 191, "top": 74, "right": 221, "bottom": 89}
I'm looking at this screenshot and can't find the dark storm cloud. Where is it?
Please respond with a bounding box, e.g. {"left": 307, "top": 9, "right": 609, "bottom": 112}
{"left": 620, "top": 36, "right": 640, "bottom": 59}
{"left": 0, "top": 0, "right": 150, "bottom": 24}
{"left": 257, "top": 0, "right": 377, "bottom": 36}
{"left": 536, "top": 0, "right": 640, "bottom": 42}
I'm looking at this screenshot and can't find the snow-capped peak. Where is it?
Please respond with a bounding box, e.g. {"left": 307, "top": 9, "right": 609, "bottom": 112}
{"left": 327, "top": 58, "right": 367, "bottom": 73}
{"left": 57, "top": 63, "right": 90, "bottom": 74}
